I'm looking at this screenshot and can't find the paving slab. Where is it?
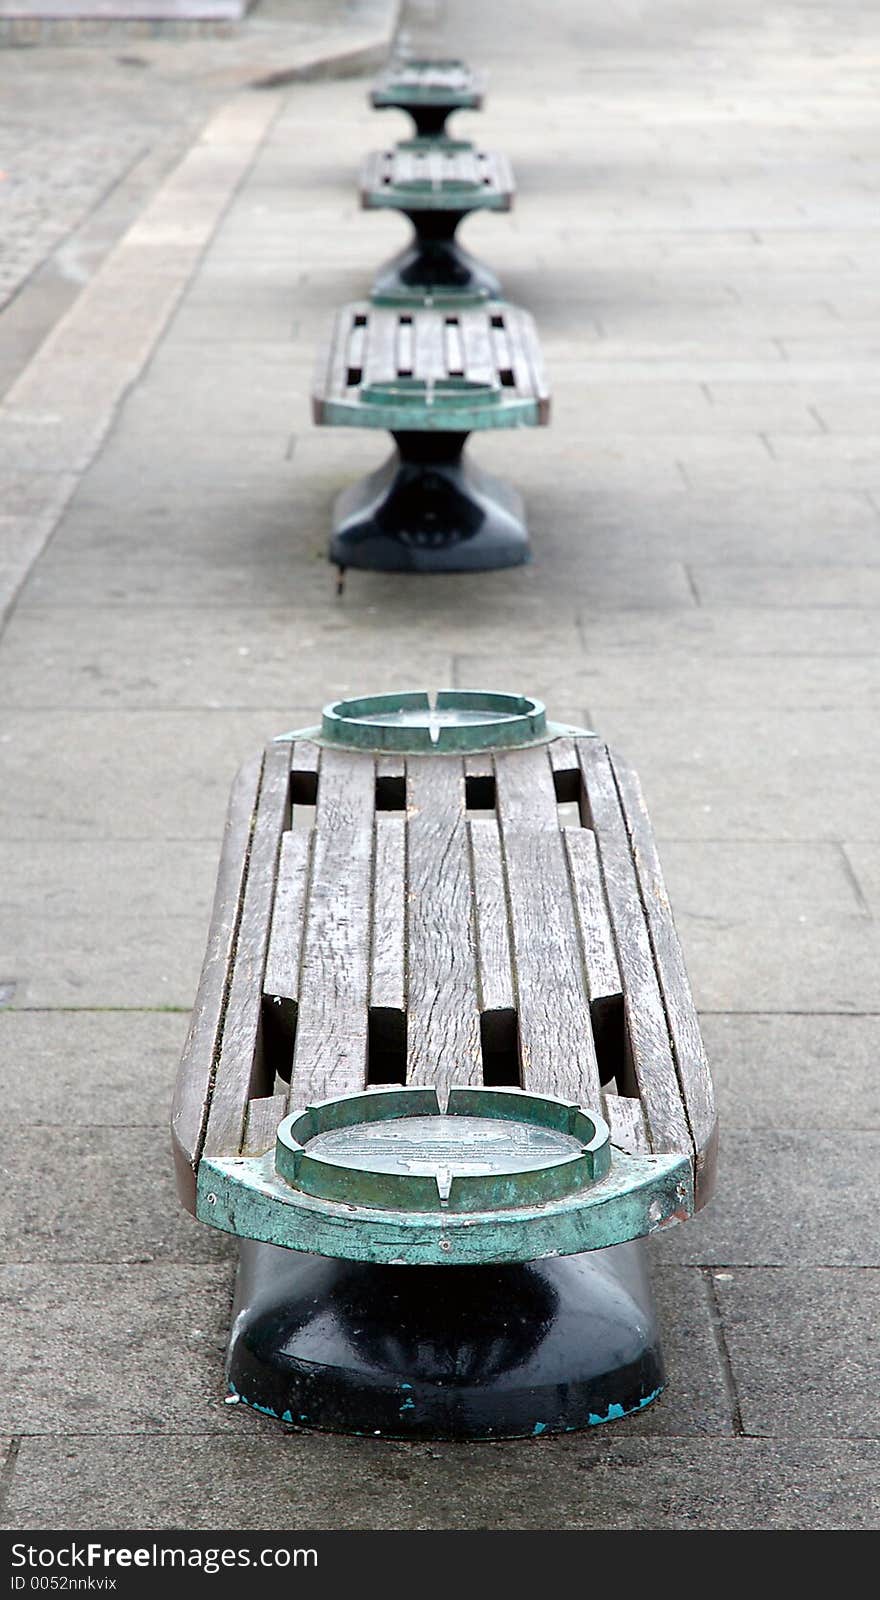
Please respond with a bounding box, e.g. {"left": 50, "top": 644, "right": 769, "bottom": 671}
{"left": 456, "top": 652, "right": 880, "bottom": 710}
{"left": 3, "top": 1434, "right": 877, "bottom": 1530}
{"left": 0, "top": 1127, "right": 233, "bottom": 1264}
{"left": 655, "top": 1132, "right": 880, "bottom": 1267}
{"left": 716, "top": 1268, "right": 880, "bottom": 1439}
{"left": 0, "top": 710, "right": 305, "bottom": 842}
{"left": 0, "top": 1263, "right": 237, "bottom": 1435}
{"left": 701, "top": 1014, "right": 880, "bottom": 1131}
{"left": 1, "top": 1009, "right": 188, "bottom": 1126}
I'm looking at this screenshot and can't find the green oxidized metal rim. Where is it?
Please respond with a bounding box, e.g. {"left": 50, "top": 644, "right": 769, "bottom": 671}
{"left": 321, "top": 689, "right": 547, "bottom": 753}
{"left": 275, "top": 690, "right": 594, "bottom": 755}
{"left": 196, "top": 1087, "right": 694, "bottom": 1266}
{"left": 274, "top": 1086, "right": 611, "bottom": 1214}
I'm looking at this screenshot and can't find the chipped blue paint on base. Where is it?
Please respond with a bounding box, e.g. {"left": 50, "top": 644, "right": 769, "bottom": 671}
{"left": 225, "top": 1380, "right": 665, "bottom": 1438}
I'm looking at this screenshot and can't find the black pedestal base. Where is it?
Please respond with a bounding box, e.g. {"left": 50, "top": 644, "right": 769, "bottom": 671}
{"left": 330, "top": 434, "right": 530, "bottom": 574}
{"left": 226, "top": 1240, "right": 665, "bottom": 1440}
{"left": 372, "top": 227, "right": 501, "bottom": 305}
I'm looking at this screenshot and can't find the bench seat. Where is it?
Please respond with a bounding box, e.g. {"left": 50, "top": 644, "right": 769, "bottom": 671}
{"left": 370, "top": 58, "right": 486, "bottom": 139}
{"left": 310, "top": 303, "right": 550, "bottom": 571}
{"left": 361, "top": 143, "right": 513, "bottom": 214}
{"left": 173, "top": 723, "right": 717, "bottom": 1236}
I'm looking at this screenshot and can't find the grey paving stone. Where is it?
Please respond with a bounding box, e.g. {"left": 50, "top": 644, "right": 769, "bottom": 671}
{"left": 4, "top": 1434, "right": 878, "bottom": 1530}
{"left": 677, "top": 913, "right": 880, "bottom": 1013}
{"left": 586, "top": 706, "right": 880, "bottom": 842}
{"left": 0, "top": 1126, "right": 231, "bottom": 1265}
{"left": 701, "top": 1013, "right": 880, "bottom": 1130}
{"left": 0, "top": 711, "right": 301, "bottom": 842}
{"left": 0, "top": 841, "right": 218, "bottom": 1008}
{"left": 0, "top": 609, "right": 455, "bottom": 710}
{"left": 0, "top": 1263, "right": 236, "bottom": 1435}
{"left": 578, "top": 606, "right": 880, "bottom": 656}
{"left": 842, "top": 843, "right": 880, "bottom": 916}
{"left": 1, "top": 1010, "right": 188, "bottom": 1127}
{"left": 456, "top": 652, "right": 880, "bottom": 710}
{"left": 658, "top": 840, "right": 861, "bottom": 918}
{"left": 0, "top": 910, "right": 205, "bottom": 1010}
{"left": 654, "top": 1132, "right": 880, "bottom": 1266}
{"left": 691, "top": 562, "right": 880, "bottom": 607}
{"left": 716, "top": 1268, "right": 880, "bottom": 1439}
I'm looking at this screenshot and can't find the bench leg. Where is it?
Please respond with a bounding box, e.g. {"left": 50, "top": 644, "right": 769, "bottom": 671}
{"left": 330, "top": 430, "right": 531, "bottom": 573}
{"left": 406, "top": 107, "right": 454, "bottom": 139}
{"left": 225, "top": 1238, "right": 666, "bottom": 1440}
{"left": 371, "top": 210, "right": 501, "bottom": 304}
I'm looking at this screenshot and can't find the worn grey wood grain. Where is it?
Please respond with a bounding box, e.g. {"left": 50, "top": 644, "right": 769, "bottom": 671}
{"left": 468, "top": 818, "right": 515, "bottom": 1016}
{"left": 611, "top": 751, "right": 718, "bottom": 1202}
{"left": 495, "top": 743, "right": 559, "bottom": 828}
{"left": 577, "top": 738, "right": 693, "bottom": 1162}
{"left": 288, "top": 751, "right": 376, "bottom": 1109}
{"left": 603, "top": 1091, "right": 650, "bottom": 1156}
{"left": 242, "top": 1093, "right": 288, "bottom": 1157}
{"left": 370, "top": 814, "right": 406, "bottom": 1013}
{"left": 497, "top": 822, "right": 602, "bottom": 1107}
{"left": 201, "top": 740, "right": 291, "bottom": 1162}
{"left": 563, "top": 826, "right": 622, "bottom": 1005}
{"left": 405, "top": 754, "right": 482, "bottom": 1092}
{"left": 171, "top": 751, "right": 262, "bottom": 1211}
{"left": 263, "top": 828, "right": 312, "bottom": 1005}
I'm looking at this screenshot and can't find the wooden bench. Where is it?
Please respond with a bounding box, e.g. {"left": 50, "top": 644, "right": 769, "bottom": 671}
{"left": 172, "top": 690, "right": 717, "bottom": 1439}
{"left": 370, "top": 57, "right": 486, "bottom": 139}
{"left": 311, "top": 301, "right": 549, "bottom": 575}
{"left": 361, "top": 141, "right": 513, "bottom": 304}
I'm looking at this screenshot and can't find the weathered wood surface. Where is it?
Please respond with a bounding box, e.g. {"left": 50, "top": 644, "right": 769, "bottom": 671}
{"left": 171, "top": 750, "right": 262, "bottom": 1209}
{"left": 312, "top": 303, "right": 551, "bottom": 431}
{"left": 361, "top": 147, "right": 514, "bottom": 211}
{"left": 405, "top": 755, "right": 482, "bottom": 1093}
{"left": 175, "top": 732, "right": 715, "bottom": 1214}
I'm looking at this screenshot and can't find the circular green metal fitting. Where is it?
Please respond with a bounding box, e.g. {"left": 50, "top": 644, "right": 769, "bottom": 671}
{"left": 320, "top": 690, "right": 547, "bottom": 753}
{"left": 275, "top": 1086, "right": 610, "bottom": 1217}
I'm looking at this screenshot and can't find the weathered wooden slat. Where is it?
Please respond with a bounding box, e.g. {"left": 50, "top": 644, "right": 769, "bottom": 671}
{"left": 577, "top": 739, "right": 693, "bottom": 1163}
{"left": 242, "top": 1093, "right": 288, "bottom": 1156}
{"left": 414, "top": 310, "right": 447, "bottom": 382}
{"left": 288, "top": 751, "right": 376, "bottom": 1108}
{"left": 494, "top": 744, "right": 558, "bottom": 829}
{"left": 562, "top": 827, "right": 622, "bottom": 1006}
{"left": 611, "top": 752, "right": 718, "bottom": 1202}
{"left": 468, "top": 818, "right": 515, "bottom": 1016}
{"left": 171, "top": 751, "right": 263, "bottom": 1211}
{"left": 370, "top": 815, "right": 406, "bottom": 1013}
{"left": 512, "top": 308, "right": 551, "bottom": 423}
{"left": 363, "top": 310, "right": 398, "bottom": 385}
{"left": 459, "top": 308, "right": 495, "bottom": 385}
{"left": 463, "top": 752, "right": 495, "bottom": 781}
{"left": 444, "top": 316, "right": 466, "bottom": 376}
{"left": 497, "top": 823, "right": 602, "bottom": 1108}
{"left": 263, "top": 828, "right": 312, "bottom": 1004}
{"left": 201, "top": 740, "right": 292, "bottom": 1161}
{"left": 549, "top": 736, "right": 581, "bottom": 778}
{"left": 603, "top": 1091, "right": 650, "bottom": 1156}
{"left": 291, "top": 737, "right": 321, "bottom": 789}
{"left": 396, "top": 317, "right": 415, "bottom": 377}
{"left": 406, "top": 755, "right": 482, "bottom": 1092}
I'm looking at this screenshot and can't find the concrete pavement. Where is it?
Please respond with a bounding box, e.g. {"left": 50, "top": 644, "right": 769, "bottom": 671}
{"left": 1, "top": 0, "right": 879, "bottom": 1530}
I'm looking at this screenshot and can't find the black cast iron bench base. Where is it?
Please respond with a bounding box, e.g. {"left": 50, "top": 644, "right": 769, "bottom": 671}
{"left": 330, "top": 430, "right": 529, "bottom": 573}
{"left": 227, "top": 1237, "right": 664, "bottom": 1440}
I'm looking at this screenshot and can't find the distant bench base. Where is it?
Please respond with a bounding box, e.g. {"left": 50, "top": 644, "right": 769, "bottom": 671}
{"left": 372, "top": 224, "right": 501, "bottom": 305}
{"left": 330, "top": 431, "right": 531, "bottom": 573}
{"left": 226, "top": 1238, "right": 665, "bottom": 1440}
